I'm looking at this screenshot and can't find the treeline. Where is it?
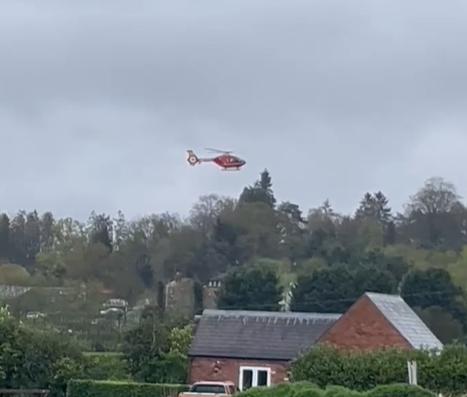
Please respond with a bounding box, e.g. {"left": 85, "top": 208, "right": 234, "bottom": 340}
{"left": 1, "top": 172, "right": 467, "bottom": 341}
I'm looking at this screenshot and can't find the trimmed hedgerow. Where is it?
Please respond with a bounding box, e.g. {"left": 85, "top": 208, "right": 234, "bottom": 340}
{"left": 291, "top": 344, "right": 467, "bottom": 395}
{"left": 66, "top": 379, "right": 188, "bottom": 397}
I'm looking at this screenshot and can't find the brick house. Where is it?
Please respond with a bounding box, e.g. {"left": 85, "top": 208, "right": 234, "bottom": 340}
{"left": 188, "top": 292, "right": 442, "bottom": 390}
{"left": 188, "top": 310, "right": 340, "bottom": 390}
{"left": 318, "top": 292, "right": 443, "bottom": 351}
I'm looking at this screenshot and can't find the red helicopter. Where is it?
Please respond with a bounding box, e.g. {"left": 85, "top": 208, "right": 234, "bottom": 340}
{"left": 187, "top": 148, "right": 246, "bottom": 171}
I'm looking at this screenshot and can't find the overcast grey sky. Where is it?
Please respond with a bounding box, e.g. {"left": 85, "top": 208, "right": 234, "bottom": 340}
{"left": 1, "top": 0, "right": 467, "bottom": 220}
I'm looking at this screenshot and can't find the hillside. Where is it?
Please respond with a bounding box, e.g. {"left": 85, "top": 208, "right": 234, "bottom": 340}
{"left": 0, "top": 172, "right": 466, "bottom": 347}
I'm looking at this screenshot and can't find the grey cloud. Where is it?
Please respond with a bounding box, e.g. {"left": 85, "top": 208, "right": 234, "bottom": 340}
{"left": 1, "top": 0, "right": 467, "bottom": 219}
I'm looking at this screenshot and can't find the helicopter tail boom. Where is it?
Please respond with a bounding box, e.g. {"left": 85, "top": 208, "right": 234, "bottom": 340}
{"left": 187, "top": 150, "right": 214, "bottom": 165}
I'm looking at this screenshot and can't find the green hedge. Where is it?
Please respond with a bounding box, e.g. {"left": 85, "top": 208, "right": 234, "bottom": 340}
{"left": 291, "top": 344, "right": 467, "bottom": 395}
{"left": 67, "top": 379, "right": 188, "bottom": 397}
{"left": 238, "top": 382, "right": 435, "bottom": 397}
{"left": 366, "top": 385, "right": 434, "bottom": 397}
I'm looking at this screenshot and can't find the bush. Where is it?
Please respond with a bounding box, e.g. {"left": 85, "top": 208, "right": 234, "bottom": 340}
{"left": 239, "top": 382, "right": 327, "bottom": 397}
{"left": 238, "top": 382, "right": 322, "bottom": 397}
{"left": 67, "top": 379, "right": 188, "bottom": 397}
{"left": 324, "top": 385, "right": 361, "bottom": 397}
{"left": 168, "top": 325, "right": 193, "bottom": 355}
{"left": 238, "top": 383, "right": 435, "bottom": 397}
{"left": 292, "top": 346, "right": 428, "bottom": 391}
{"left": 122, "top": 311, "right": 190, "bottom": 384}
{"left": 0, "top": 263, "right": 31, "bottom": 285}
{"left": 366, "top": 384, "right": 435, "bottom": 397}
{"left": 50, "top": 357, "right": 87, "bottom": 397}
{"left": 0, "top": 306, "right": 87, "bottom": 397}
{"left": 291, "top": 345, "right": 467, "bottom": 394}
{"left": 273, "top": 382, "right": 321, "bottom": 397}
{"left": 83, "top": 352, "right": 130, "bottom": 380}
{"left": 133, "top": 352, "right": 188, "bottom": 384}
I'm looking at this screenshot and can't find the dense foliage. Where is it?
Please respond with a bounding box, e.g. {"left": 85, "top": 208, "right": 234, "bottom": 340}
{"left": 83, "top": 353, "right": 129, "bottom": 380}
{"left": 1, "top": 173, "right": 467, "bottom": 343}
{"left": 290, "top": 263, "right": 397, "bottom": 313}
{"left": 237, "top": 382, "right": 434, "bottom": 397}
{"left": 291, "top": 345, "right": 467, "bottom": 396}
{"left": 0, "top": 303, "right": 193, "bottom": 393}
{"left": 121, "top": 306, "right": 192, "bottom": 384}
{"left": 67, "top": 379, "right": 188, "bottom": 397}
{"left": 0, "top": 306, "right": 86, "bottom": 397}
{"left": 217, "top": 265, "right": 283, "bottom": 311}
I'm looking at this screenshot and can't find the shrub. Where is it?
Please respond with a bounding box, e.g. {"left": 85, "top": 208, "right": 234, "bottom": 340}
{"left": 293, "top": 388, "right": 323, "bottom": 397}
{"left": 238, "top": 383, "right": 435, "bottom": 397}
{"left": 292, "top": 346, "right": 429, "bottom": 390}
{"left": 50, "top": 357, "right": 86, "bottom": 397}
{"left": 122, "top": 311, "right": 189, "bottom": 384}
{"left": 291, "top": 345, "right": 467, "bottom": 394}
{"left": 278, "top": 382, "right": 322, "bottom": 397}
{"left": 238, "top": 387, "right": 272, "bottom": 397}
{"left": 83, "top": 352, "right": 129, "bottom": 380}
{"left": 0, "top": 307, "right": 86, "bottom": 397}
{"left": 67, "top": 379, "right": 188, "bottom": 397}
{"left": 365, "top": 384, "right": 435, "bottom": 397}
{"left": 238, "top": 382, "right": 322, "bottom": 397}
{"left": 324, "top": 385, "right": 361, "bottom": 397}
{"left": 0, "top": 263, "right": 31, "bottom": 285}
{"left": 136, "top": 352, "right": 188, "bottom": 384}
{"left": 168, "top": 325, "right": 193, "bottom": 355}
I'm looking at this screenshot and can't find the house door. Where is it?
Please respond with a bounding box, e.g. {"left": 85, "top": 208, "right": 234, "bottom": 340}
{"left": 239, "top": 366, "right": 271, "bottom": 391}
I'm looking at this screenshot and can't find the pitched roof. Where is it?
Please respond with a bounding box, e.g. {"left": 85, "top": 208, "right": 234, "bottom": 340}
{"left": 189, "top": 309, "right": 341, "bottom": 360}
{"left": 365, "top": 292, "right": 443, "bottom": 350}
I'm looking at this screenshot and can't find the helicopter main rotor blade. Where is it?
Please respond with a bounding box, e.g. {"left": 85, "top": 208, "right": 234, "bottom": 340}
{"left": 204, "top": 147, "right": 232, "bottom": 154}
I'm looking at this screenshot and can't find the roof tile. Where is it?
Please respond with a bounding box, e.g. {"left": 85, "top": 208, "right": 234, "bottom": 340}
{"left": 365, "top": 292, "right": 443, "bottom": 350}
{"left": 189, "top": 309, "right": 340, "bottom": 360}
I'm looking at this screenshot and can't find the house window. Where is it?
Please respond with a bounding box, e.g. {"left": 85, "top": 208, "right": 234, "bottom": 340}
{"left": 239, "top": 367, "right": 271, "bottom": 391}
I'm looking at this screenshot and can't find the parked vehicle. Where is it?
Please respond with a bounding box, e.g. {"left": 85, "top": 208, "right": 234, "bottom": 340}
{"left": 179, "top": 381, "right": 237, "bottom": 397}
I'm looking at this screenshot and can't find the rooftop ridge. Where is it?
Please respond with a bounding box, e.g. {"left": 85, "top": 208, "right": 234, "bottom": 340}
{"left": 365, "top": 291, "right": 403, "bottom": 299}
{"left": 202, "top": 309, "right": 341, "bottom": 319}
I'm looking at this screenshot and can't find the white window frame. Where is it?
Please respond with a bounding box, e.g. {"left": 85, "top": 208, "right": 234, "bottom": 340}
{"left": 238, "top": 366, "right": 272, "bottom": 391}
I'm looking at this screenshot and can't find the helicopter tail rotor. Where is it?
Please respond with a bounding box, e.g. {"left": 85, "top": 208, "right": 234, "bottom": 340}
{"left": 187, "top": 150, "right": 200, "bottom": 166}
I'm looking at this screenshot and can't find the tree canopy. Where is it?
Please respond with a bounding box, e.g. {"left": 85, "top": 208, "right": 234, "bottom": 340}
{"left": 1, "top": 173, "right": 467, "bottom": 344}
{"left": 217, "top": 265, "right": 283, "bottom": 311}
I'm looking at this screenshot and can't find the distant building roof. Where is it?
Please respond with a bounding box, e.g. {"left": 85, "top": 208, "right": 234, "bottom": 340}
{"left": 365, "top": 292, "right": 443, "bottom": 350}
{"left": 188, "top": 309, "right": 340, "bottom": 360}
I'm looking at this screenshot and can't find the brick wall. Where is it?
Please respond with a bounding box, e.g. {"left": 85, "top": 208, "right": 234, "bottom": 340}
{"left": 189, "top": 357, "right": 289, "bottom": 388}
{"left": 318, "top": 295, "right": 411, "bottom": 350}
